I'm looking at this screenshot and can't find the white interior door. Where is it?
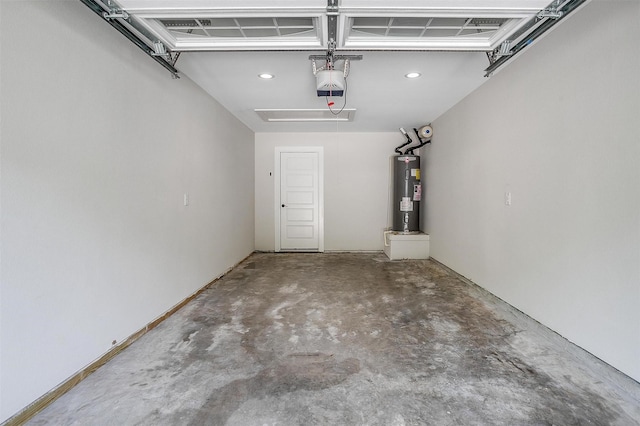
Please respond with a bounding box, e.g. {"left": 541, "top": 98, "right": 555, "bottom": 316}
{"left": 276, "top": 148, "right": 323, "bottom": 251}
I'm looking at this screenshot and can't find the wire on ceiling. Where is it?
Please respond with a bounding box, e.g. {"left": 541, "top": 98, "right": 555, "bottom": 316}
{"left": 326, "top": 77, "right": 348, "bottom": 116}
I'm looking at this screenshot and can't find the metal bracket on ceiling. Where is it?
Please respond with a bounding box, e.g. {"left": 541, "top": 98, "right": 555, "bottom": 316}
{"left": 484, "top": 0, "right": 588, "bottom": 77}
{"left": 308, "top": 0, "right": 363, "bottom": 70}
{"left": 487, "top": 40, "right": 512, "bottom": 63}
{"left": 102, "top": 8, "right": 128, "bottom": 20}
{"left": 326, "top": 0, "right": 339, "bottom": 65}
{"left": 537, "top": 0, "right": 565, "bottom": 19}
{"left": 309, "top": 52, "right": 363, "bottom": 76}
{"left": 326, "top": 0, "right": 339, "bottom": 15}
{"left": 80, "top": 0, "right": 180, "bottom": 79}
{"left": 151, "top": 41, "right": 170, "bottom": 59}
{"left": 498, "top": 41, "right": 512, "bottom": 58}
{"left": 537, "top": 9, "right": 564, "bottom": 19}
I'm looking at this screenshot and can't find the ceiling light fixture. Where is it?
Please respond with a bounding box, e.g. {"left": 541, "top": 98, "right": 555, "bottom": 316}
{"left": 258, "top": 73, "right": 274, "bottom": 79}
{"left": 405, "top": 72, "right": 421, "bottom": 79}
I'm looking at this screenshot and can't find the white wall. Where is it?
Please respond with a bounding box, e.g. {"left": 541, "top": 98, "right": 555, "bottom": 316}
{"left": 255, "top": 133, "right": 401, "bottom": 251}
{"left": 424, "top": 0, "right": 640, "bottom": 381}
{"left": 0, "top": 1, "right": 254, "bottom": 421}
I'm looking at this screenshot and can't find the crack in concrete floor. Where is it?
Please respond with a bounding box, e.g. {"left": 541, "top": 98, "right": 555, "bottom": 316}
{"left": 28, "top": 253, "right": 640, "bottom": 425}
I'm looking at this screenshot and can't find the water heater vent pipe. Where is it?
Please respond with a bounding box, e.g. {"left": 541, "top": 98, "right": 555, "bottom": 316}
{"left": 395, "top": 128, "right": 414, "bottom": 154}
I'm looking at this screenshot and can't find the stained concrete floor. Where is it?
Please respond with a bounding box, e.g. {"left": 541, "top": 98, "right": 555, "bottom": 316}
{"left": 29, "top": 253, "right": 640, "bottom": 425}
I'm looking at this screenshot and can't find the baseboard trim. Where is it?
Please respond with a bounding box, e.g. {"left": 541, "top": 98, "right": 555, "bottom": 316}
{"left": 2, "top": 253, "right": 253, "bottom": 426}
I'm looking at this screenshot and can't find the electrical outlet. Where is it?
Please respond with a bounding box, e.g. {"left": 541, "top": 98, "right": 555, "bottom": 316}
{"left": 184, "top": 193, "right": 189, "bottom": 206}
{"left": 505, "top": 192, "right": 512, "bottom": 206}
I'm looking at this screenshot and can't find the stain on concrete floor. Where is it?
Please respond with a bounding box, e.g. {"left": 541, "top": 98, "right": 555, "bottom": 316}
{"left": 28, "top": 253, "right": 640, "bottom": 425}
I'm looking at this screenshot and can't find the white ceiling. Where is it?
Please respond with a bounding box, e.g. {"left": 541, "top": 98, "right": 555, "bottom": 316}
{"left": 113, "top": 0, "right": 553, "bottom": 132}
{"left": 177, "top": 50, "right": 489, "bottom": 132}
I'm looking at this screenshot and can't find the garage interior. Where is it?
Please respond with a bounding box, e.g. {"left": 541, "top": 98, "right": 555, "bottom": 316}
{"left": 1, "top": 0, "right": 639, "bottom": 424}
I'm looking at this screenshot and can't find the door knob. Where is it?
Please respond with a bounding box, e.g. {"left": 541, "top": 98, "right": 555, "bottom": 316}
{"left": 282, "top": 204, "right": 286, "bottom": 207}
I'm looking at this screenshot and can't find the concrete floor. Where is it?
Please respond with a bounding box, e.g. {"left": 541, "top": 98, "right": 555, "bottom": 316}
{"left": 29, "top": 253, "right": 640, "bottom": 425}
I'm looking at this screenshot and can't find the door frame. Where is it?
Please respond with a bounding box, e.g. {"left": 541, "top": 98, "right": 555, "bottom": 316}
{"left": 274, "top": 146, "right": 324, "bottom": 252}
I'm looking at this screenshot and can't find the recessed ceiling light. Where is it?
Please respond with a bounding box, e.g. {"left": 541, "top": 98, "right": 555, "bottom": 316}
{"left": 405, "top": 72, "right": 421, "bottom": 79}
{"left": 258, "top": 73, "right": 274, "bottom": 79}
